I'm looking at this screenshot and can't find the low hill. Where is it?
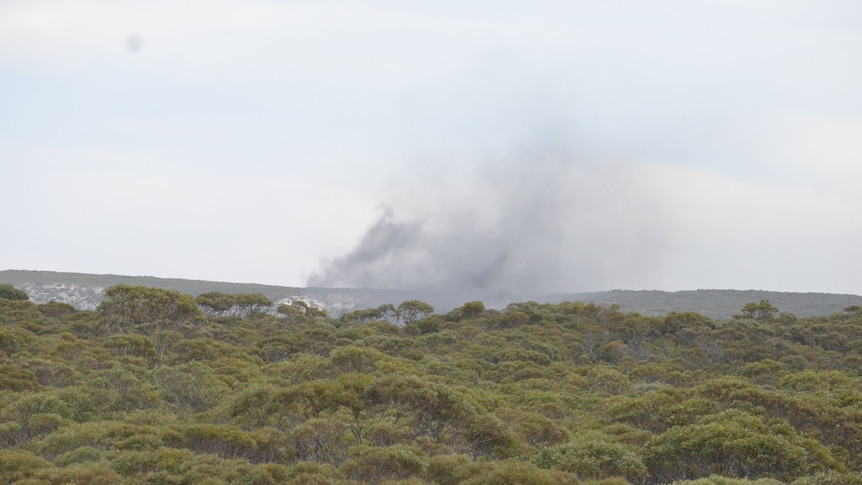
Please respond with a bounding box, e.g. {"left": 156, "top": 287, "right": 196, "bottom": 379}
{"left": 2, "top": 269, "right": 861, "bottom": 319}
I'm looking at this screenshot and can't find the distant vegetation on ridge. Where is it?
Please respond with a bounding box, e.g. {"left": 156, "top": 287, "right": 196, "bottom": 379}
{"left": 3, "top": 270, "right": 862, "bottom": 319}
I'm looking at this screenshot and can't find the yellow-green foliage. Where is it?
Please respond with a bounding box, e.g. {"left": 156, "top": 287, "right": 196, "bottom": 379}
{"left": 2, "top": 290, "right": 862, "bottom": 484}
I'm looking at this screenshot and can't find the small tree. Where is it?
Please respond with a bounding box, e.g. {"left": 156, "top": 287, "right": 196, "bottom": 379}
{"left": 98, "top": 284, "right": 200, "bottom": 333}
{"left": 277, "top": 300, "right": 327, "bottom": 322}
{"left": 196, "top": 292, "right": 272, "bottom": 317}
{"left": 234, "top": 293, "right": 272, "bottom": 317}
{"left": 734, "top": 300, "right": 778, "bottom": 321}
{"left": 397, "top": 300, "right": 434, "bottom": 325}
{"left": 195, "top": 292, "right": 236, "bottom": 316}
{"left": 342, "top": 308, "right": 384, "bottom": 324}
{"left": 460, "top": 301, "right": 485, "bottom": 318}
{"left": 0, "top": 284, "right": 28, "bottom": 301}
{"left": 376, "top": 304, "right": 400, "bottom": 325}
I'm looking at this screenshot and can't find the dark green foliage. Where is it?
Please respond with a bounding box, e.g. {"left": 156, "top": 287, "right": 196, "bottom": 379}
{"left": 0, "top": 283, "right": 29, "bottom": 301}
{"left": 37, "top": 300, "right": 77, "bottom": 318}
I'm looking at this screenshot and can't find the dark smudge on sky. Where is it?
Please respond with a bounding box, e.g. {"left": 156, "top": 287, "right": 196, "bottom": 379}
{"left": 127, "top": 35, "right": 144, "bottom": 53}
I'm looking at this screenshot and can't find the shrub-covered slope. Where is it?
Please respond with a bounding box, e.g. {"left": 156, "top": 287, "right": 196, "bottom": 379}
{"left": 2, "top": 286, "right": 862, "bottom": 484}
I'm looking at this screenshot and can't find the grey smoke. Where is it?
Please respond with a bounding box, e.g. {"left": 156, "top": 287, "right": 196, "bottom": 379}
{"left": 308, "top": 147, "right": 672, "bottom": 299}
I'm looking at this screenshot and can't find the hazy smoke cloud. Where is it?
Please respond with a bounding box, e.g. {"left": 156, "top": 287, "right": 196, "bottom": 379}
{"left": 308, "top": 147, "right": 672, "bottom": 297}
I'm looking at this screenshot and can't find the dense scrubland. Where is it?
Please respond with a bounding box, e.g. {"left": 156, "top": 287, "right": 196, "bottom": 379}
{"left": 3, "top": 283, "right": 862, "bottom": 484}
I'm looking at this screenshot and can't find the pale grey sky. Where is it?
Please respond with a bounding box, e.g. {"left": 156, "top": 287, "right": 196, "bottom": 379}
{"left": 2, "top": 1, "right": 861, "bottom": 294}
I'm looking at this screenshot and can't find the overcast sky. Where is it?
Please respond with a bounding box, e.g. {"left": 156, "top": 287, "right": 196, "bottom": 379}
{"left": 2, "top": 0, "right": 861, "bottom": 296}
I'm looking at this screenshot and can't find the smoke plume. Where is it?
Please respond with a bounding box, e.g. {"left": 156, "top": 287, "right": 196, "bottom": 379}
{"left": 308, "top": 147, "right": 672, "bottom": 299}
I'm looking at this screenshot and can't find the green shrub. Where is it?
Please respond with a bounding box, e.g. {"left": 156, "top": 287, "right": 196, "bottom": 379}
{"left": 341, "top": 445, "right": 428, "bottom": 482}
{"left": 0, "top": 449, "right": 52, "bottom": 483}
{"left": 535, "top": 440, "right": 646, "bottom": 482}
{"left": 461, "top": 459, "right": 561, "bottom": 485}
